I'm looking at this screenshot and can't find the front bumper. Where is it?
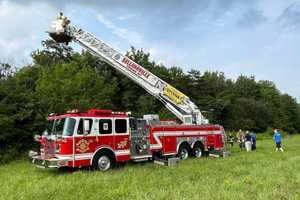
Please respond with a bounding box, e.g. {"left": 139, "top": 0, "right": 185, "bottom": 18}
{"left": 29, "top": 151, "right": 69, "bottom": 168}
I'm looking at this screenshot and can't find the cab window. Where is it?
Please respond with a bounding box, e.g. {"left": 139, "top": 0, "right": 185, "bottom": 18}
{"left": 115, "top": 119, "right": 127, "bottom": 134}
{"left": 99, "top": 119, "right": 112, "bottom": 134}
{"left": 77, "top": 118, "right": 93, "bottom": 135}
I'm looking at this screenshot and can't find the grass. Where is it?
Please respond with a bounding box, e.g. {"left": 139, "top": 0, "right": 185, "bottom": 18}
{"left": 1, "top": 136, "right": 300, "bottom": 200}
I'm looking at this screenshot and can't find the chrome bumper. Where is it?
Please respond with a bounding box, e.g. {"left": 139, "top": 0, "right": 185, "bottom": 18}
{"left": 29, "top": 151, "right": 69, "bottom": 168}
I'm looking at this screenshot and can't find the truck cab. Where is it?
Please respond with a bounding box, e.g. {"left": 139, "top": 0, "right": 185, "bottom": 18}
{"left": 29, "top": 109, "right": 131, "bottom": 170}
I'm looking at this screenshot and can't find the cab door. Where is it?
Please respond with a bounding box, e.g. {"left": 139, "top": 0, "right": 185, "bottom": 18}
{"left": 97, "top": 118, "right": 115, "bottom": 149}
{"left": 73, "top": 118, "right": 98, "bottom": 166}
{"left": 113, "top": 118, "right": 130, "bottom": 158}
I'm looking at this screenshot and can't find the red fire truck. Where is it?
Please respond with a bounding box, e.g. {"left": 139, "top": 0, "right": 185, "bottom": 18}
{"left": 29, "top": 14, "right": 226, "bottom": 171}
{"left": 30, "top": 109, "right": 224, "bottom": 170}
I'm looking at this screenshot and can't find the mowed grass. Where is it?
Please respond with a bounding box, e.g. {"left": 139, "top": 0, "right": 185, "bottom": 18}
{"left": 1, "top": 136, "right": 300, "bottom": 200}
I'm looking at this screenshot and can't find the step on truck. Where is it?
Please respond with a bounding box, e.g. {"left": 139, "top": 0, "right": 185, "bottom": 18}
{"left": 29, "top": 13, "right": 226, "bottom": 171}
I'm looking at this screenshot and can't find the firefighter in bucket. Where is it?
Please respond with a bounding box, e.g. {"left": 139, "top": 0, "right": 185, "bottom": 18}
{"left": 49, "top": 12, "right": 72, "bottom": 44}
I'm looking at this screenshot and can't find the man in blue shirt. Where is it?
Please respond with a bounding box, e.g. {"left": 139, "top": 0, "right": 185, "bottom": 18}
{"left": 273, "top": 129, "right": 284, "bottom": 152}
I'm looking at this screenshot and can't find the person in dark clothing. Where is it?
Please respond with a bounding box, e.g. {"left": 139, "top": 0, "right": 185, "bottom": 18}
{"left": 251, "top": 132, "right": 256, "bottom": 150}
{"left": 245, "top": 131, "right": 252, "bottom": 152}
{"left": 228, "top": 133, "right": 234, "bottom": 147}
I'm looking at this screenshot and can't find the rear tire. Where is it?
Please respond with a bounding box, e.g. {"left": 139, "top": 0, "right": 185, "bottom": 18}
{"left": 193, "top": 143, "right": 204, "bottom": 158}
{"left": 92, "top": 152, "right": 115, "bottom": 171}
{"left": 178, "top": 144, "right": 190, "bottom": 160}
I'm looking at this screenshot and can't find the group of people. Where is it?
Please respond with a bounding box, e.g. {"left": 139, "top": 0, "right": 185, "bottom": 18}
{"left": 227, "top": 129, "right": 284, "bottom": 152}
{"left": 227, "top": 130, "right": 256, "bottom": 152}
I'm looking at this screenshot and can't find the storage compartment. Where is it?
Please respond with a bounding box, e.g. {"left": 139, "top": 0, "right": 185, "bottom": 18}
{"left": 129, "top": 118, "right": 150, "bottom": 157}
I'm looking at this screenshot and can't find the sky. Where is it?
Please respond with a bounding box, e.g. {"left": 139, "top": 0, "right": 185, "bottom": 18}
{"left": 0, "top": 0, "right": 300, "bottom": 101}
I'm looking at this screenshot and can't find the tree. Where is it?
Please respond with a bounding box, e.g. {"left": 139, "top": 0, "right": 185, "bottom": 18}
{"left": 0, "top": 63, "right": 15, "bottom": 80}
{"left": 234, "top": 75, "right": 260, "bottom": 99}
{"left": 224, "top": 98, "right": 270, "bottom": 132}
{"left": 36, "top": 55, "right": 118, "bottom": 114}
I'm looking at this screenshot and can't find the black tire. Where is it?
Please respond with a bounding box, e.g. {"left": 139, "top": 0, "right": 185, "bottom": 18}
{"left": 92, "top": 151, "right": 116, "bottom": 171}
{"left": 193, "top": 143, "right": 204, "bottom": 158}
{"left": 178, "top": 144, "right": 190, "bottom": 160}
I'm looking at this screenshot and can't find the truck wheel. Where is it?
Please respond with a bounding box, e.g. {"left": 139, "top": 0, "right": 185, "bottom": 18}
{"left": 178, "top": 144, "right": 190, "bottom": 160}
{"left": 193, "top": 143, "right": 204, "bottom": 158}
{"left": 92, "top": 152, "right": 115, "bottom": 171}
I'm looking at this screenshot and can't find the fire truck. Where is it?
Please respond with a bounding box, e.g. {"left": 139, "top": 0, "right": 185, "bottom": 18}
{"left": 29, "top": 13, "right": 225, "bottom": 171}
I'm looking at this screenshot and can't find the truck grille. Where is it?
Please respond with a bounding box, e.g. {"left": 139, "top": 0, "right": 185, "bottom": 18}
{"left": 42, "top": 139, "right": 56, "bottom": 159}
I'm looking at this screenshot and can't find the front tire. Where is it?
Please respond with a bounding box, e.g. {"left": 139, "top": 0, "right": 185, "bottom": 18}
{"left": 92, "top": 152, "right": 115, "bottom": 171}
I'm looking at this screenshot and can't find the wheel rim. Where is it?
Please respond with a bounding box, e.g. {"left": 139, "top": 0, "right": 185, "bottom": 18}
{"left": 194, "top": 147, "right": 202, "bottom": 158}
{"left": 97, "top": 155, "right": 111, "bottom": 171}
{"left": 180, "top": 148, "right": 189, "bottom": 160}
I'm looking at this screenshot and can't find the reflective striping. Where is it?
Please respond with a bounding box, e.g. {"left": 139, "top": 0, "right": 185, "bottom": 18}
{"left": 115, "top": 149, "right": 130, "bottom": 156}
{"left": 150, "top": 130, "right": 222, "bottom": 149}
{"left": 74, "top": 153, "right": 94, "bottom": 160}
{"left": 162, "top": 152, "right": 177, "bottom": 156}
{"left": 131, "top": 155, "right": 152, "bottom": 160}
{"left": 56, "top": 154, "right": 73, "bottom": 160}
{"left": 55, "top": 149, "right": 130, "bottom": 162}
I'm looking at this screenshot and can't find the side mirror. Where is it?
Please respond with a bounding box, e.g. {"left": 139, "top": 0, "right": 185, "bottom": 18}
{"left": 83, "top": 120, "right": 90, "bottom": 135}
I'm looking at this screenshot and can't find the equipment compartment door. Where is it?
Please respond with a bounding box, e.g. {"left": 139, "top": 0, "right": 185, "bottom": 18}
{"left": 114, "top": 118, "right": 130, "bottom": 155}
{"left": 162, "top": 136, "right": 177, "bottom": 155}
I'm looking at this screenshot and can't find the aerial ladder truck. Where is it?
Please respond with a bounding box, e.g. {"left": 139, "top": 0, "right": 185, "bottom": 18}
{"left": 29, "top": 13, "right": 225, "bottom": 171}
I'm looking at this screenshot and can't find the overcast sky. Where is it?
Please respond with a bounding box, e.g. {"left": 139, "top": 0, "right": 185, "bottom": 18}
{"left": 0, "top": 0, "right": 300, "bottom": 101}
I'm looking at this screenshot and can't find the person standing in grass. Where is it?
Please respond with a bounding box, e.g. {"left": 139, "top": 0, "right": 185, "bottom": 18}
{"left": 273, "top": 129, "right": 284, "bottom": 152}
{"left": 244, "top": 131, "right": 252, "bottom": 152}
{"left": 237, "top": 129, "right": 245, "bottom": 149}
{"left": 251, "top": 131, "right": 256, "bottom": 150}
{"left": 228, "top": 133, "right": 234, "bottom": 147}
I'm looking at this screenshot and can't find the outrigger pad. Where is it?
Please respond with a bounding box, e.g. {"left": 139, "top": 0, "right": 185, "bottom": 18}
{"left": 49, "top": 32, "right": 72, "bottom": 44}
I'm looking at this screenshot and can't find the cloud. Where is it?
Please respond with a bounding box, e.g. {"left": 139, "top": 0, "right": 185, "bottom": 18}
{"left": 117, "top": 14, "right": 138, "bottom": 21}
{"left": 236, "top": 9, "right": 267, "bottom": 28}
{"left": 96, "top": 14, "right": 143, "bottom": 46}
{"left": 3, "top": 0, "right": 250, "bottom": 30}
{"left": 278, "top": 2, "right": 300, "bottom": 31}
{"left": 0, "top": 0, "right": 57, "bottom": 66}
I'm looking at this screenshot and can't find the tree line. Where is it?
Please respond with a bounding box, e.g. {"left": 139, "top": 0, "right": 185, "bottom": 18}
{"left": 0, "top": 40, "right": 299, "bottom": 163}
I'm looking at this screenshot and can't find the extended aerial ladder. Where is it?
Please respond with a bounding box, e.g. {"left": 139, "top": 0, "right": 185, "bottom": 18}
{"left": 48, "top": 13, "right": 208, "bottom": 125}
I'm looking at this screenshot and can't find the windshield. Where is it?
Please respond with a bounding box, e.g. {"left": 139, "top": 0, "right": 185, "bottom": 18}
{"left": 63, "top": 118, "right": 76, "bottom": 136}
{"left": 53, "top": 118, "right": 66, "bottom": 135}
{"left": 43, "top": 120, "right": 54, "bottom": 136}
{"left": 43, "top": 118, "right": 76, "bottom": 136}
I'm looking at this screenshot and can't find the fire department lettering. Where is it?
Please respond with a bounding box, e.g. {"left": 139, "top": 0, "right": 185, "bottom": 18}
{"left": 121, "top": 57, "right": 150, "bottom": 79}
{"left": 76, "top": 139, "right": 90, "bottom": 153}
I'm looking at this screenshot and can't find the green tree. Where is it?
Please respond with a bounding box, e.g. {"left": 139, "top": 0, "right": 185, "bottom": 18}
{"left": 224, "top": 98, "right": 270, "bottom": 132}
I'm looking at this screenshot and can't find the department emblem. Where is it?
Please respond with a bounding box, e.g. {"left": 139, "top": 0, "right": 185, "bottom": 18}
{"left": 76, "top": 139, "right": 90, "bottom": 153}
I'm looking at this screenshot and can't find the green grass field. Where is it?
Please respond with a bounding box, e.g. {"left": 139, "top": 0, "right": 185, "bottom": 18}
{"left": 1, "top": 136, "right": 300, "bottom": 200}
